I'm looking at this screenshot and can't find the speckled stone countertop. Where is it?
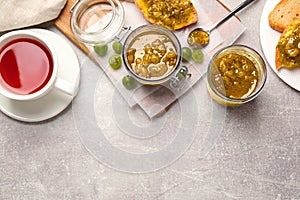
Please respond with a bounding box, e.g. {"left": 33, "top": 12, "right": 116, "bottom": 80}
{"left": 1, "top": 0, "right": 300, "bottom": 199}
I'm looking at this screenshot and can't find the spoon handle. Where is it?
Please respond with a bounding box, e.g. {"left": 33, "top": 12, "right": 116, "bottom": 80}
{"left": 208, "top": 0, "right": 255, "bottom": 32}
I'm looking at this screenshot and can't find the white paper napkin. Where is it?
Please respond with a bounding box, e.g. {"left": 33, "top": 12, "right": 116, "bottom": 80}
{"left": 0, "top": 0, "right": 67, "bottom": 32}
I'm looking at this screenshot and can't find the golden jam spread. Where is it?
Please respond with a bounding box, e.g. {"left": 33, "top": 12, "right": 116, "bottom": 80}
{"left": 140, "top": 0, "right": 195, "bottom": 30}
{"left": 126, "top": 31, "right": 177, "bottom": 79}
{"left": 211, "top": 53, "right": 258, "bottom": 99}
{"left": 277, "top": 21, "right": 300, "bottom": 69}
{"left": 188, "top": 29, "right": 209, "bottom": 47}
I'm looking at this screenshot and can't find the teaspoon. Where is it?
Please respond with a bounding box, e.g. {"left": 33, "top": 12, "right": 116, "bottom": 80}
{"left": 187, "top": 0, "right": 255, "bottom": 47}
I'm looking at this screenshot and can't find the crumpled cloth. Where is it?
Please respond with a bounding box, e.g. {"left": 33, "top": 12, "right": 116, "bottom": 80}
{"left": 0, "top": 0, "right": 67, "bottom": 32}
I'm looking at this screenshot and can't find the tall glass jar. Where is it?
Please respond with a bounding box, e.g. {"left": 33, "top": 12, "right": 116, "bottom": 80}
{"left": 70, "top": 0, "right": 125, "bottom": 45}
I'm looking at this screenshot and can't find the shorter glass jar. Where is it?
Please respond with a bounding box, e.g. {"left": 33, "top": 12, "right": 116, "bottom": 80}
{"left": 70, "top": 0, "right": 125, "bottom": 45}
{"left": 122, "top": 25, "right": 187, "bottom": 87}
{"left": 207, "top": 45, "right": 267, "bottom": 106}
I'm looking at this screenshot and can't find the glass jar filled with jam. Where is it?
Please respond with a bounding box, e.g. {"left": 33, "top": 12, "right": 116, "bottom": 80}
{"left": 207, "top": 45, "right": 267, "bottom": 106}
{"left": 122, "top": 25, "right": 187, "bottom": 87}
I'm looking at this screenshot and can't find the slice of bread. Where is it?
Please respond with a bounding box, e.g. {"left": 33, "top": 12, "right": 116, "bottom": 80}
{"left": 134, "top": 0, "right": 198, "bottom": 30}
{"left": 268, "top": 0, "right": 300, "bottom": 32}
{"left": 275, "top": 20, "right": 300, "bottom": 69}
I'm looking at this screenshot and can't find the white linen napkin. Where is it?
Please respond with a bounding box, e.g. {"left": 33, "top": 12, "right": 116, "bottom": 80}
{"left": 0, "top": 0, "right": 67, "bottom": 32}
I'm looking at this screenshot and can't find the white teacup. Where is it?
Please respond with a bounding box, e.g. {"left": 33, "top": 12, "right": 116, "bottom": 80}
{"left": 0, "top": 30, "right": 78, "bottom": 101}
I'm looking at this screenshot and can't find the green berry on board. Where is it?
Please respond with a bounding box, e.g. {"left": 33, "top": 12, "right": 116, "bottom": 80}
{"left": 94, "top": 44, "right": 108, "bottom": 57}
{"left": 182, "top": 47, "right": 192, "bottom": 62}
{"left": 109, "top": 55, "right": 122, "bottom": 69}
{"left": 192, "top": 48, "right": 204, "bottom": 63}
{"left": 112, "top": 41, "right": 123, "bottom": 54}
{"left": 122, "top": 75, "right": 136, "bottom": 90}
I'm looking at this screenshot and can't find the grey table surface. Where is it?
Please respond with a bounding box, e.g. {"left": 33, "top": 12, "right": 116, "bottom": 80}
{"left": 1, "top": 0, "right": 300, "bottom": 199}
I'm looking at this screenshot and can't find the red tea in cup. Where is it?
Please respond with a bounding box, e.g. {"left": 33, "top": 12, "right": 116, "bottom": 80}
{"left": 0, "top": 30, "right": 78, "bottom": 101}
{"left": 0, "top": 38, "right": 53, "bottom": 95}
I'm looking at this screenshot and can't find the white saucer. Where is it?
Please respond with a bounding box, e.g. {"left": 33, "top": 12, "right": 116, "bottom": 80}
{"left": 0, "top": 29, "right": 80, "bottom": 122}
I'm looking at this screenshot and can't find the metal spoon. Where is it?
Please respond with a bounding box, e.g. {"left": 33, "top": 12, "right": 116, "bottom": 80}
{"left": 187, "top": 0, "right": 255, "bottom": 47}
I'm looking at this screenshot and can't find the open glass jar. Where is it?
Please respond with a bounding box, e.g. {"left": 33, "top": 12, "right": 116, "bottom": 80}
{"left": 70, "top": 0, "right": 125, "bottom": 45}
{"left": 122, "top": 25, "right": 189, "bottom": 87}
{"left": 207, "top": 45, "right": 267, "bottom": 106}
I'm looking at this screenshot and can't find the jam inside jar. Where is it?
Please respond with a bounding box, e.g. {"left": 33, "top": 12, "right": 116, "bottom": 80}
{"left": 122, "top": 25, "right": 186, "bottom": 86}
{"left": 207, "top": 45, "right": 267, "bottom": 106}
{"left": 71, "top": 0, "right": 125, "bottom": 45}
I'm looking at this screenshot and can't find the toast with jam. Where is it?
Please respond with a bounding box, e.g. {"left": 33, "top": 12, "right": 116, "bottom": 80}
{"left": 275, "top": 20, "right": 300, "bottom": 69}
{"left": 134, "top": 0, "right": 198, "bottom": 30}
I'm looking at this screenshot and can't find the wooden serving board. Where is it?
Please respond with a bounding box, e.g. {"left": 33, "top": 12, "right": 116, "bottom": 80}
{"left": 54, "top": 0, "right": 90, "bottom": 55}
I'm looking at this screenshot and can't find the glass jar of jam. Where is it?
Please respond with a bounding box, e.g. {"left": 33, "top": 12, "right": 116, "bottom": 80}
{"left": 207, "top": 45, "right": 267, "bottom": 106}
{"left": 122, "top": 24, "right": 191, "bottom": 88}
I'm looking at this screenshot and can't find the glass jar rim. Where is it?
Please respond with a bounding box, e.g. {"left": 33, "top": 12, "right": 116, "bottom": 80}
{"left": 71, "top": 0, "right": 125, "bottom": 45}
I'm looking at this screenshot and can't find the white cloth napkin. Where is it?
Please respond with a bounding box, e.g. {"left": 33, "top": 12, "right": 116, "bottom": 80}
{"left": 0, "top": 0, "right": 67, "bottom": 32}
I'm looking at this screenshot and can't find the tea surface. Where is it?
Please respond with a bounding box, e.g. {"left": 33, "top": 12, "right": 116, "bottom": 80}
{"left": 0, "top": 38, "right": 53, "bottom": 95}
